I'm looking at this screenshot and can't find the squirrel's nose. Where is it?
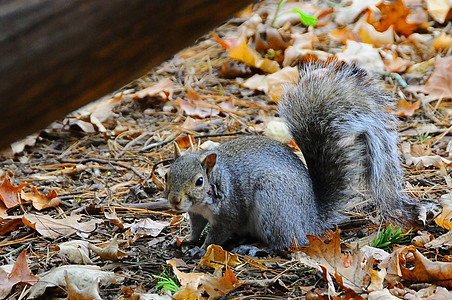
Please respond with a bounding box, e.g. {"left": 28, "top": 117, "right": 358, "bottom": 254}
{"left": 169, "top": 195, "right": 181, "bottom": 208}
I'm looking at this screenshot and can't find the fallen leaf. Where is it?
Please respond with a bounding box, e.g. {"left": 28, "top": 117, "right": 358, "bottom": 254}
{"left": 176, "top": 135, "right": 195, "bottom": 150}
{"left": 267, "top": 66, "right": 300, "bottom": 102}
{"left": 242, "top": 66, "right": 299, "bottom": 102}
{"left": 124, "top": 218, "right": 170, "bottom": 241}
{"left": 425, "top": 229, "right": 452, "bottom": 249}
{"left": 401, "top": 142, "right": 450, "bottom": 169}
{"left": 56, "top": 240, "right": 93, "bottom": 264}
{"left": 407, "top": 56, "right": 452, "bottom": 99}
{"left": 88, "top": 236, "right": 128, "bottom": 261}
{"left": 432, "top": 34, "right": 452, "bottom": 51}
{"left": 21, "top": 186, "right": 61, "bottom": 211}
{"left": 360, "top": 20, "right": 394, "bottom": 47}
{"left": 399, "top": 245, "right": 452, "bottom": 287}
{"left": 394, "top": 98, "right": 420, "bottom": 117}
{"left": 435, "top": 205, "right": 452, "bottom": 229}
{"left": 177, "top": 98, "right": 219, "bottom": 118}
{"left": 336, "top": 40, "right": 386, "bottom": 72}
{"left": 329, "top": 28, "right": 362, "bottom": 44}
{"left": 168, "top": 259, "right": 240, "bottom": 300}
{"left": 27, "top": 265, "right": 121, "bottom": 299}
{"left": 226, "top": 35, "right": 280, "bottom": 73}
{"left": 133, "top": 78, "right": 174, "bottom": 101}
{"left": 299, "top": 230, "right": 373, "bottom": 292}
{"left": 10, "top": 133, "right": 39, "bottom": 155}
{"left": 198, "top": 244, "right": 241, "bottom": 270}
{"left": 0, "top": 217, "right": 24, "bottom": 235}
{"left": 0, "top": 176, "right": 29, "bottom": 209}
{"left": 103, "top": 209, "right": 124, "bottom": 229}
{"left": 23, "top": 213, "right": 101, "bottom": 239}
{"left": 412, "top": 231, "right": 435, "bottom": 247}
{"left": 371, "top": 0, "right": 423, "bottom": 37}
{"left": 426, "top": 0, "right": 452, "bottom": 23}
{"left": 65, "top": 270, "right": 101, "bottom": 300}
{"left": 0, "top": 250, "right": 38, "bottom": 299}
{"left": 368, "top": 288, "right": 400, "bottom": 299}
{"left": 335, "top": 0, "right": 382, "bottom": 26}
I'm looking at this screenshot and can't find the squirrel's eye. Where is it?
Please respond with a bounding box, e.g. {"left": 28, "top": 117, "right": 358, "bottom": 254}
{"left": 195, "top": 176, "right": 204, "bottom": 187}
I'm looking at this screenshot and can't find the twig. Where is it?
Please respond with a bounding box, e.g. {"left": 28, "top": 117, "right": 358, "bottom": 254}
{"left": 60, "top": 158, "right": 145, "bottom": 179}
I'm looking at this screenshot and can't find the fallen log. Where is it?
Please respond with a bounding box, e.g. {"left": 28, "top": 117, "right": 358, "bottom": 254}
{"left": 0, "top": 0, "right": 254, "bottom": 149}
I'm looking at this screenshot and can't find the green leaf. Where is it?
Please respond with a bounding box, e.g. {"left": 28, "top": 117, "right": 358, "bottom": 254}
{"left": 292, "top": 8, "right": 317, "bottom": 27}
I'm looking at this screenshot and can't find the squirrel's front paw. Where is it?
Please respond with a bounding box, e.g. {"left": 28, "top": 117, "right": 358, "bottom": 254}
{"left": 231, "top": 244, "right": 271, "bottom": 257}
{"left": 184, "top": 246, "right": 206, "bottom": 258}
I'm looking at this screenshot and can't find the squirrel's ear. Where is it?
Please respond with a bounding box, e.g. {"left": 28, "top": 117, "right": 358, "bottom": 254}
{"left": 200, "top": 153, "right": 217, "bottom": 171}
{"left": 173, "top": 143, "right": 182, "bottom": 158}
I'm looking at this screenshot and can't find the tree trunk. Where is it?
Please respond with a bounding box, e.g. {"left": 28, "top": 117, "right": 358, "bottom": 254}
{"left": 0, "top": 0, "right": 254, "bottom": 149}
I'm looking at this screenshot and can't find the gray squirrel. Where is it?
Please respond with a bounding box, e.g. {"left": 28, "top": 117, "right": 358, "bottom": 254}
{"left": 165, "top": 61, "right": 418, "bottom": 250}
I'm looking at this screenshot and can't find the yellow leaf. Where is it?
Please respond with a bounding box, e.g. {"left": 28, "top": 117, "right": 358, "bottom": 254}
{"left": 229, "top": 36, "right": 280, "bottom": 74}
{"left": 435, "top": 205, "right": 452, "bottom": 230}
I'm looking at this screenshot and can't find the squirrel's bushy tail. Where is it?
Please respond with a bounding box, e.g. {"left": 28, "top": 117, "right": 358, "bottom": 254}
{"left": 278, "top": 61, "right": 417, "bottom": 226}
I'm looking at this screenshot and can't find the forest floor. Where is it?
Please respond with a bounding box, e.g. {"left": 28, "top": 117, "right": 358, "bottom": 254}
{"left": 1, "top": 0, "right": 452, "bottom": 299}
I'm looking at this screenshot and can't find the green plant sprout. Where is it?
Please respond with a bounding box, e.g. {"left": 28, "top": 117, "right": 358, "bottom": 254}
{"left": 271, "top": 0, "right": 288, "bottom": 27}
{"left": 153, "top": 266, "right": 180, "bottom": 294}
{"left": 272, "top": 0, "right": 317, "bottom": 27}
{"left": 419, "top": 132, "right": 431, "bottom": 143}
{"left": 373, "top": 224, "right": 412, "bottom": 250}
{"left": 292, "top": 8, "right": 317, "bottom": 27}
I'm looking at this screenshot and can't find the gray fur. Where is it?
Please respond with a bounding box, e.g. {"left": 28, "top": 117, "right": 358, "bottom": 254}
{"left": 165, "top": 61, "right": 417, "bottom": 250}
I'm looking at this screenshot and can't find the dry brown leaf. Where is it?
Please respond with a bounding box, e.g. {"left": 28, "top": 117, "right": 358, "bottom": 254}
{"left": 300, "top": 230, "right": 373, "bottom": 292}
{"left": 133, "top": 78, "right": 174, "bottom": 101}
{"left": 21, "top": 186, "right": 61, "bottom": 211}
{"left": 399, "top": 245, "right": 452, "bottom": 287}
{"left": 64, "top": 118, "right": 97, "bottom": 133}
{"left": 124, "top": 218, "right": 170, "bottom": 241}
{"left": 27, "top": 265, "right": 121, "bottom": 299}
{"left": 0, "top": 250, "right": 38, "bottom": 299}
{"left": 360, "top": 20, "right": 394, "bottom": 47}
{"left": 371, "top": 0, "right": 423, "bottom": 37}
{"left": 168, "top": 259, "right": 240, "bottom": 300}
{"left": 267, "top": 66, "right": 300, "bottom": 102}
{"left": 425, "top": 229, "right": 452, "bottom": 249}
{"left": 384, "top": 55, "right": 412, "bottom": 73}
{"left": 336, "top": 40, "right": 386, "bottom": 72}
{"left": 176, "top": 135, "right": 195, "bottom": 150}
{"left": 0, "top": 175, "right": 29, "bottom": 209}
{"left": 88, "top": 236, "right": 128, "bottom": 261}
{"left": 329, "top": 28, "right": 361, "bottom": 44}
{"left": 407, "top": 56, "right": 452, "bottom": 99}
{"left": 432, "top": 34, "right": 452, "bottom": 51}
{"left": 197, "top": 244, "right": 241, "bottom": 270}
{"left": 23, "top": 213, "right": 101, "bottom": 239}
{"left": 401, "top": 142, "right": 449, "bottom": 169}
{"left": 412, "top": 231, "right": 435, "bottom": 247}
{"left": 226, "top": 35, "right": 280, "bottom": 73}
{"left": 426, "top": 0, "right": 452, "bottom": 23}
{"left": 335, "top": 0, "right": 382, "bottom": 26}
{"left": 0, "top": 217, "right": 24, "bottom": 235}
{"left": 435, "top": 205, "right": 452, "bottom": 229}
{"left": 103, "top": 209, "right": 124, "bottom": 229}
{"left": 65, "top": 270, "right": 101, "bottom": 300}
{"left": 177, "top": 98, "right": 220, "bottom": 118}
{"left": 394, "top": 98, "right": 420, "bottom": 117}
{"left": 56, "top": 240, "right": 92, "bottom": 264}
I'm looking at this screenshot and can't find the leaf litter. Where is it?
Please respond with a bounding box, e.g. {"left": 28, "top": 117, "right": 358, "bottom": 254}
{"left": 1, "top": 0, "right": 452, "bottom": 298}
